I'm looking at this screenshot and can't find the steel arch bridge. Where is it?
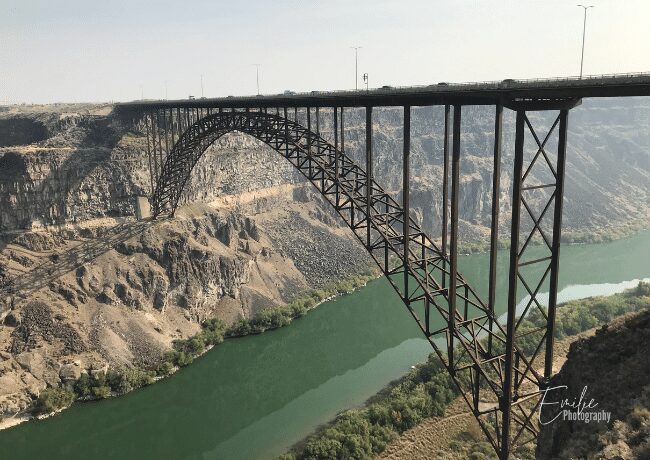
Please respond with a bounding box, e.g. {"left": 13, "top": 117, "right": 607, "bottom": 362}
{"left": 115, "top": 74, "right": 650, "bottom": 459}
{"left": 149, "top": 107, "right": 546, "bottom": 455}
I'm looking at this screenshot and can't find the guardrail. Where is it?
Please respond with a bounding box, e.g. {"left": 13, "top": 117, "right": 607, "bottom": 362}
{"left": 290, "top": 72, "right": 650, "bottom": 96}
{"left": 119, "top": 71, "right": 650, "bottom": 105}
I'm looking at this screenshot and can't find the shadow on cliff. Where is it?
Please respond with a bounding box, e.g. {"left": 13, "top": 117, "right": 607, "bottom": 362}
{"left": 0, "top": 114, "right": 127, "bottom": 247}
{"left": 1, "top": 219, "right": 158, "bottom": 312}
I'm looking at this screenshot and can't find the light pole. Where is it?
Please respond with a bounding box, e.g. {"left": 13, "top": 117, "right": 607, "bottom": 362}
{"left": 253, "top": 64, "right": 260, "bottom": 95}
{"left": 577, "top": 4, "right": 594, "bottom": 79}
{"left": 200, "top": 74, "right": 204, "bottom": 97}
{"left": 351, "top": 46, "right": 362, "bottom": 90}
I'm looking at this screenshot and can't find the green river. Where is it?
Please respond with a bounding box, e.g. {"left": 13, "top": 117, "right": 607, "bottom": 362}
{"left": 2, "top": 231, "right": 649, "bottom": 460}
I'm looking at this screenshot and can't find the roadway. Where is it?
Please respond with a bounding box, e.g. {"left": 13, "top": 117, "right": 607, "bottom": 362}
{"left": 116, "top": 72, "right": 650, "bottom": 110}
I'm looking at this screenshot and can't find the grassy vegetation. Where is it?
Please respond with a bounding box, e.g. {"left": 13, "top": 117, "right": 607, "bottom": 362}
{"left": 30, "top": 268, "right": 379, "bottom": 416}
{"left": 32, "top": 388, "right": 75, "bottom": 416}
{"left": 157, "top": 317, "right": 228, "bottom": 371}
{"left": 448, "top": 428, "right": 499, "bottom": 460}
{"left": 561, "top": 219, "right": 648, "bottom": 245}
{"left": 227, "top": 268, "right": 377, "bottom": 337}
{"left": 456, "top": 221, "right": 649, "bottom": 255}
{"left": 280, "top": 281, "right": 650, "bottom": 460}
{"left": 278, "top": 356, "right": 458, "bottom": 460}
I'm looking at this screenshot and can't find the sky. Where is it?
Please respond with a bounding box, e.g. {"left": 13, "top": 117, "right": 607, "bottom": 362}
{"left": 1, "top": 0, "right": 649, "bottom": 104}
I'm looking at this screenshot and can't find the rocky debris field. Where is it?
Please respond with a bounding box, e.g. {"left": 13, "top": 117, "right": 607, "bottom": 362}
{"left": 10, "top": 302, "right": 86, "bottom": 355}
{"left": 0, "top": 190, "right": 372, "bottom": 423}
{"left": 265, "top": 210, "right": 371, "bottom": 287}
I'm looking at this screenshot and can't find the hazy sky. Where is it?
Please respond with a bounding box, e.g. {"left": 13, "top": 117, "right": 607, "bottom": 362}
{"left": 2, "top": 0, "right": 649, "bottom": 103}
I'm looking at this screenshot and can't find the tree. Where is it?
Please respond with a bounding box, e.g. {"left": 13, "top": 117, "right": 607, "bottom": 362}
{"left": 33, "top": 388, "right": 75, "bottom": 415}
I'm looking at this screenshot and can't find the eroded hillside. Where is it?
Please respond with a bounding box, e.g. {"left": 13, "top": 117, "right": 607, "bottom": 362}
{"left": 0, "top": 99, "right": 648, "bottom": 424}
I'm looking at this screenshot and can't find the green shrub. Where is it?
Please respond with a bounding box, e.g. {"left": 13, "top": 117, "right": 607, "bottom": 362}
{"left": 106, "top": 368, "right": 154, "bottom": 394}
{"left": 302, "top": 437, "right": 343, "bottom": 459}
{"left": 72, "top": 372, "right": 114, "bottom": 399}
{"left": 449, "top": 440, "right": 463, "bottom": 451}
{"left": 201, "top": 318, "right": 226, "bottom": 346}
{"left": 33, "top": 388, "right": 75, "bottom": 415}
{"left": 174, "top": 351, "right": 193, "bottom": 367}
{"left": 276, "top": 454, "right": 297, "bottom": 460}
{"left": 186, "top": 337, "right": 206, "bottom": 354}
{"left": 91, "top": 385, "right": 112, "bottom": 399}
{"left": 73, "top": 373, "right": 92, "bottom": 397}
{"left": 156, "top": 361, "right": 174, "bottom": 376}
{"left": 228, "top": 320, "right": 252, "bottom": 336}
{"left": 634, "top": 281, "right": 650, "bottom": 296}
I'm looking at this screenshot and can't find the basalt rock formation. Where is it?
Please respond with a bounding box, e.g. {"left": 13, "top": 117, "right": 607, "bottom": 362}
{"left": 537, "top": 310, "right": 650, "bottom": 459}
{"left": 1, "top": 99, "right": 649, "bottom": 236}
{"left": 0, "top": 98, "right": 648, "bottom": 423}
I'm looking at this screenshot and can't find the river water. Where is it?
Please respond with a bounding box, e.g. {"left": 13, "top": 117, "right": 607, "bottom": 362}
{"left": 2, "top": 231, "right": 649, "bottom": 460}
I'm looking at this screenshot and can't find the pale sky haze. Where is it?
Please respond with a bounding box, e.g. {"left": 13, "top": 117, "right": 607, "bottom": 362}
{"left": 1, "top": 0, "right": 650, "bottom": 103}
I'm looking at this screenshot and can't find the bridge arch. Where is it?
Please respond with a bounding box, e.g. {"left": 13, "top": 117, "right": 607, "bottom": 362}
{"left": 151, "top": 109, "right": 516, "bottom": 449}
{"left": 153, "top": 110, "right": 360, "bottom": 217}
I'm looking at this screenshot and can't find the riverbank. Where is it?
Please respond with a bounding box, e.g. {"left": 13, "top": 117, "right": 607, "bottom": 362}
{"left": 0, "top": 266, "right": 380, "bottom": 432}
{"left": 281, "top": 282, "right": 650, "bottom": 459}
{"left": 457, "top": 218, "right": 648, "bottom": 254}
{"left": 6, "top": 226, "right": 645, "bottom": 433}
{"left": 376, "top": 319, "right": 618, "bottom": 460}
{"left": 2, "top": 232, "right": 650, "bottom": 459}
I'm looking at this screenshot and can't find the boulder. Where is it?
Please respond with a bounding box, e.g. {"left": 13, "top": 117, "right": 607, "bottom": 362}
{"left": 4, "top": 311, "right": 20, "bottom": 327}
{"left": 58, "top": 362, "right": 82, "bottom": 382}
{"left": 89, "top": 363, "right": 109, "bottom": 378}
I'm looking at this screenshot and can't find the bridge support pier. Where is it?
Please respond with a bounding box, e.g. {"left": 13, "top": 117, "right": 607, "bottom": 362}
{"left": 403, "top": 106, "right": 410, "bottom": 302}
{"left": 366, "top": 106, "right": 373, "bottom": 246}
{"left": 448, "top": 105, "right": 461, "bottom": 371}
{"left": 487, "top": 102, "right": 503, "bottom": 356}
{"left": 500, "top": 98, "right": 580, "bottom": 458}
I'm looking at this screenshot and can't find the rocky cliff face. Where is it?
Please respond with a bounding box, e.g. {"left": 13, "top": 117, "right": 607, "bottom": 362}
{"left": 537, "top": 310, "right": 650, "bottom": 459}
{"left": 1, "top": 99, "right": 648, "bottom": 238}
{"left": 0, "top": 98, "right": 648, "bottom": 422}
{"left": 326, "top": 100, "right": 650, "bottom": 238}
{"left": 0, "top": 196, "right": 371, "bottom": 418}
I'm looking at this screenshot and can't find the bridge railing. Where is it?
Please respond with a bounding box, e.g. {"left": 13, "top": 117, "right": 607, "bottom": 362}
{"left": 244, "top": 71, "right": 650, "bottom": 98}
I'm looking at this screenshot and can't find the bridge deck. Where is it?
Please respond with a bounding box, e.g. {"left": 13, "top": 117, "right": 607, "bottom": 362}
{"left": 117, "top": 73, "right": 650, "bottom": 110}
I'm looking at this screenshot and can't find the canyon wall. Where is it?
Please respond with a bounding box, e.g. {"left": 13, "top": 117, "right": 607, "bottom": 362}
{"left": 0, "top": 98, "right": 647, "bottom": 420}
{"left": 1, "top": 99, "right": 648, "bottom": 239}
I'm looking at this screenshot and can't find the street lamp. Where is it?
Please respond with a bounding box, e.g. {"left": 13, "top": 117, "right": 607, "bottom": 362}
{"left": 351, "top": 46, "right": 362, "bottom": 90}
{"left": 577, "top": 5, "right": 594, "bottom": 79}
{"left": 253, "top": 64, "right": 260, "bottom": 95}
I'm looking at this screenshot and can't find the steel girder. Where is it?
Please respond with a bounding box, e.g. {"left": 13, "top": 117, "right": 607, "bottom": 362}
{"left": 141, "top": 105, "right": 575, "bottom": 459}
